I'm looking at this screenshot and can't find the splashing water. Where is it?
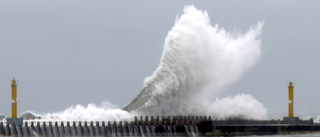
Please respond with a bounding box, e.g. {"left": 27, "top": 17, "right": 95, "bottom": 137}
{"left": 124, "top": 5, "right": 267, "bottom": 119}
{"left": 4, "top": 5, "right": 268, "bottom": 122}
{"left": 19, "top": 102, "right": 133, "bottom": 122}
{"left": 209, "top": 94, "right": 267, "bottom": 119}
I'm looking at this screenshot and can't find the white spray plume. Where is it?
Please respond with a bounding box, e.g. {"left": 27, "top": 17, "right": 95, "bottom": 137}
{"left": 22, "top": 101, "right": 133, "bottom": 122}
{"left": 15, "top": 5, "right": 267, "bottom": 121}
{"left": 209, "top": 94, "right": 267, "bottom": 120}
{"left": 124, "top": 5, "right": 267, "bottom": 119}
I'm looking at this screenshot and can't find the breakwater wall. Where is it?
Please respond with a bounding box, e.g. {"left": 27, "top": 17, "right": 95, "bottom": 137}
{"left": 0, "top": 116, "right": 212, "bottom": 137}
{"left": 2, "top": 116, "right": 320, "bottom": 136}
{"left": 210, "top": 118, "right": 320, "bottom": 136}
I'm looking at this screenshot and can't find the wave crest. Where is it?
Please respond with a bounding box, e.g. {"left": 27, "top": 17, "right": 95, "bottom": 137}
{"left": 124, "top": 5, "right": 267, "bottom": 119}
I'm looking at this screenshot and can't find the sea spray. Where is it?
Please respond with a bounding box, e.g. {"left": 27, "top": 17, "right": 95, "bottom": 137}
{"left": 18, "top": 102, "right": 133, "bottom": 122}
{"left": 209, "top": 94, "right": 267, "bottom": 120}
{"left": 11, "top": 5, "right": 268, "bottom": 121}
{"left": 124, "top": 5, "right": 267, "bottom": 119}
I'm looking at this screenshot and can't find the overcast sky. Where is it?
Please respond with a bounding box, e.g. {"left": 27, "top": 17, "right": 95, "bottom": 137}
{"left": 0, "top": 1, "right": 319, "bottom": 119}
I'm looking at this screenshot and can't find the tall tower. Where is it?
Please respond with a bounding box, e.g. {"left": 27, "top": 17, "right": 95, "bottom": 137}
{"left": 11, "top": 79, "right": 18, "bottom": 118}
{"left": 288, "top": 81, "right": 294, "bottom": 117}
{"left": 6, "top": 79, "right": 23, "bottom": 125}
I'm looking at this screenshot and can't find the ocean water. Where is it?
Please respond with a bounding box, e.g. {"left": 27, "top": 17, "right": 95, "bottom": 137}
{"left": 1, "top": 133, "right": 320, "bottom": 137}
{"left": 246, "top": 133, "right": 320, "bottom": 137}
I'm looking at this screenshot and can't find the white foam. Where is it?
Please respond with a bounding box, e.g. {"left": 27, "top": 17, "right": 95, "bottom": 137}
{"left": 125, "top": 5, "right": 267, "bottom": 119}
{"left": 208, "top": 94, "right": 267, "bottom": 120}
{"left": 24, "top": 101, "right": 133, "bottom": 122}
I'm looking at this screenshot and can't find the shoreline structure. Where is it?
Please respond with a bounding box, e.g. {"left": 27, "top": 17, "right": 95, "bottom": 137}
{"left": 2, "top": 80, "right": 319, "bottom": 136}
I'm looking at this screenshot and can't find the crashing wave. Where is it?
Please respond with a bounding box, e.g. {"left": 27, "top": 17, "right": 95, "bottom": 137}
{"left": 124, "top": 5, "right": 267, "bottom": 119}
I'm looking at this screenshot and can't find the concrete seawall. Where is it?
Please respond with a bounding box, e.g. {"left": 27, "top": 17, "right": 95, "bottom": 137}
{"left": 209, "top": 119, "right": 320, "bottom": 136}
{"left": 2, "top": 116, "right": 320, "bottom": 136}
{"left": 0, "top": 116, "right": 211, "bottom": 136}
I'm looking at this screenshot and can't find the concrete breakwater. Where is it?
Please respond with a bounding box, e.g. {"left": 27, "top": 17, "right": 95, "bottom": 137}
{"left": 0, "top": 116, "right": 212, "bottom": 136}
{"left": 3, "top": 115, "right": 320, "bottom": 136}
{"left": 210, "top": 118, "right": 320, "bottom": 136}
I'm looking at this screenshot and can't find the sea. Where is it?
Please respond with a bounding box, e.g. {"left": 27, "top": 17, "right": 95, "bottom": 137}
{"left": 242, "top": 134, "right": 320, "bottom": 137}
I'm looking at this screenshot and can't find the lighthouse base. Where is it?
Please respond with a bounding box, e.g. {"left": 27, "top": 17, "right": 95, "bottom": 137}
{"left": 6, "top": 118, "right": 23, "bottom": 126}
{"left": 283, "top": 117, "right": 302, "bottom": 125}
